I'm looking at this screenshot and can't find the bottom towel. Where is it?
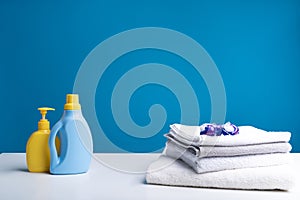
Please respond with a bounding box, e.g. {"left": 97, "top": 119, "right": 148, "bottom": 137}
{"left": 146, "top": 156, "right": 295, "bottom": 191}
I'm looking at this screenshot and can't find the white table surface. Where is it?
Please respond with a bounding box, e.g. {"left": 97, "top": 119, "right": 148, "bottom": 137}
{"left": 0, "top": 153, "right": 299, "bottom": 200}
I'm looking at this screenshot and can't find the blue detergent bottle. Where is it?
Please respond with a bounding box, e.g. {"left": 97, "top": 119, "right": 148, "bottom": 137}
{"left": 49, "top": 94, "right": 93, "bottom": 175}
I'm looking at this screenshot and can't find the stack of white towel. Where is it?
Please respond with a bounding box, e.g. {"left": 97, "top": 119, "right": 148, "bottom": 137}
{"left": 146, "top": 124, "right": 295, "bottom": 190}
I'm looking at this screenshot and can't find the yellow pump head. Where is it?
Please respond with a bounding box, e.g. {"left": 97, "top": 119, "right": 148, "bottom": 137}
{"left": 37, "top": 107, "right": 55, "bottom": 130}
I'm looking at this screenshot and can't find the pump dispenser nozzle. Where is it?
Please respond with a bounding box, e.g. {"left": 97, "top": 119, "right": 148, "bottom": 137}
{"left": 37, "top": 107, "right": 55, "bottom": 130}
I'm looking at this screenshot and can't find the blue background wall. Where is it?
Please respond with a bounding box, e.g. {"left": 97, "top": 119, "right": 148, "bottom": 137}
{"left": 1, "top": 0, "right": 299, "bottom": 152}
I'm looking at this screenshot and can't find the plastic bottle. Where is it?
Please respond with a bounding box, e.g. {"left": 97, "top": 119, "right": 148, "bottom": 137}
{"left": 26, "top": 107, "right": 59, "bottom": 172}
{"left": 49, "top": 94, "right": 93, "bottom": 175}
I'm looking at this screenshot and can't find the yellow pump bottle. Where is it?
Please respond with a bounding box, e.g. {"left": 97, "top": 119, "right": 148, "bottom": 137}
{"left": 26, "top": 107, "right": 59, "bottom": 172}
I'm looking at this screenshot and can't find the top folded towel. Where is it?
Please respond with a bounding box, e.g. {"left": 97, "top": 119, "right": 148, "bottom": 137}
{"left": 170, "top": 124, "right": 291, "bottom": 146}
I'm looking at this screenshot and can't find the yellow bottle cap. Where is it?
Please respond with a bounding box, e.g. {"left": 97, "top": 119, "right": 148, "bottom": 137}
{"left": 64, "top": 94, "right": 81, "bottom": 110}
{"left": 37, "top": 107, "right": 55, "bottom": 130}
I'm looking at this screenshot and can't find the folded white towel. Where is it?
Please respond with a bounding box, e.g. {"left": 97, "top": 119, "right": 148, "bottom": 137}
{"left": 146, "top": 155, "right": 295, "bottom": 190}
{"left": 164, "top": 136, "right": 292, "bottom": 157}
{"left": 164, "top": 142, "right": 291, "bottom": 173}
{"left": 170, "top": 124, "right": 291, "bottom": 146}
